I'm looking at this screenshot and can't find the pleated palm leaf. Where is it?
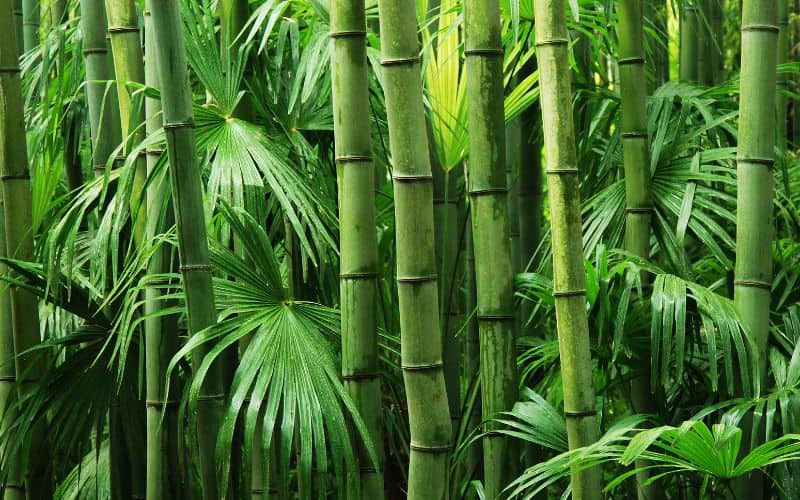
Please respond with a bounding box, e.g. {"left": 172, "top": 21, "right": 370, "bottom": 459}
{"left": 505, "top": 417, "right": 800, "bottom": 498}
{"left": 164, "top": 205, "right": 378, "bottom": 497}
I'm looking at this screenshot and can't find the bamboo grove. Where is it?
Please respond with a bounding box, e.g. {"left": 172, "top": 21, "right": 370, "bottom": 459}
{"left": 4, "top": 0, "right": 800, "bottom": 498}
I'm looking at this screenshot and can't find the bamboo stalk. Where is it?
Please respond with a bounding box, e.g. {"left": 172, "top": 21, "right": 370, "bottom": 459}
{"left": 147, "top": 1, "right": 227, "bottom": 496}
{"left": 0, "top": 3, "right": 51, "bottom": 497}
{"left": 617, "top": 2, "right": 665, "bottom": 500}
{"left": 142, "top": 3, "right": 182, "bottom": 498}
{"left": 329, "top": 1, "right": 385, "bottom": 498}
{"left": 680, "top": 1, "right": 699, "bottom": 83}
{"left": 462, "top": 207, "right": 482, "bottom": 480}
{"left": 778, "top": 0, "right": 789, "bottom": 146}
{"left": 463, "top": 0, "right": 518, "bottom": 495}
{"left": 79, "top": 0, "right": 120, "bottom": 179}
{"left": 378, "top": 3, "right": 453, "bottom": 498}
{"left": 104, "top": 0, "right": 146, "bottom": 242}
{"left": 533, "top": 1, "right": 601, "bottom": 498}
{"left": 13, "top": 0, "right": 22, "bottom": 51}
{"left": 432, "top": 164, "right": 462, "bottom": 436}
{"left": 21, "top": 0, "right": 37, "bottom": 52}
{"left": 733, "top": 3, "right": 779, "bottom": 498}
{"left": 0, "top": 194, "right": 23, "bottom": 500}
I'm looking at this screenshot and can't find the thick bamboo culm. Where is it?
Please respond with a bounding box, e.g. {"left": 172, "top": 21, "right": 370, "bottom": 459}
{"left": 733, "top": 2, "right": 779, "bottom": 498}
{"left": 0, "top": 2, "right": 52, "bottom": 497}
{"left": 534, "top": 1, "right": 601, "bottom": 498}
{"left": 378, "top": 3, "right": 453, "bottom": 498}
{"left": 463, "top": 0, "right": 518, "bottom": 496}
{"left": 148, "top": 0, "right": 229, "bottom": 496}
{"left": 329, "top": 1, "right": 385, "bottom": 498}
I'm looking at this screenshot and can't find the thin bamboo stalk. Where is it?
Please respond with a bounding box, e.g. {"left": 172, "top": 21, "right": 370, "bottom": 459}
{"left": 533, "top": 1, "right": 601, "bottom": 498}
{"left": 13, "top": 0, "right": 22, "bottom": 51}
{"left": 147, "top": 1, "right": 227, "bottom": 496}
{"left": 617, "top": 2, "right": 664, "bottom": 500}
{"left": 79, "top": 0, "right": 120, "bottom": 178}
{"left": 21, "top": 0, "right": 37, "bottom": 52}
{"left": 733, "top": 5, "right": 778, "bottom": 499}
{"left": 104, "top": 0, "right": 146, "bottom": 242}
{"left": 329, "top": 1, "right": 385, "bottom": 498}
{"left": 0, "top": 197, "right": 23, "bottom": 500}
{"left": 778, "top": 0, "right": 789, "bottom": 145}
{"left": 463, "top": 0, "right": 518, "bottom": 495}
{"left": 432, "top": 164, "right": 462, "bottom": 435}
{"left": 378, "top": 3, "right": 453, "bottom": 498}
{"left": 143, "top": 3, "right": 181, "bottom": 498}
{"left": 0, "top": 3, "right": 51, "bottom": 497}
{"left": 680, "top": 1, "right": 699, "bottom": 83}
{"left": 462, "top": 208, "right": 482, "bottom": 480}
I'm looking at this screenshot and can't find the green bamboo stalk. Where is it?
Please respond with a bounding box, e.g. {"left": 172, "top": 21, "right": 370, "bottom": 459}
{"left": 148, "top": 1, "right": 227, "bottom": 497}
{"left": 617, "top": 3, "right": 664, "bottom": 500}
{"left": 378, "top": 3, "right": 453, "bottom": 498}
{"left": 506, "top": 118, "right": 522, "bottom": 325}
{"left": 219, "top": 0, "right": 253, "bottom": 120}
{"left": 647, "top": 2, "right": 669, "bottom": 86}
{"left": 143, "top": 3, "right": 182, "bottom": 498}
{"left": 533, "top": 1, "right": 601, "bottom": 498}
{"left": 778, "top": 0, "right": 789, "bottom": 145}
{"left": 79, "top": 0, "right": 121, "bottom": 178}
{"left": 735, "top": 0, "right": 778, "bottom": 395}
{"left": 432, "top": 164, "right": 462, "bottom": 435}
{"left": 21, "top": 0, "right": 37, "bottom": 52}
{"left": 463, "top": 0, "right": 518, "bottom": 496}
{"left": 680, "top": 1, "right": 699, "bottom": 83}
{"left": 13, "top": 0, "right": 22, "bottom": 51}
{"left": 0, "top": 3, "right": 51, "bottom": 497}
{"left": 518, "top": 109, "right": 542, "bottom": 279}
{"left": 0, "top": 225, "right": 21, "bottom": 500}
{"left": 733, "top": 5, "right": 778, "bottom": 499}
{"left": 697, "top": 0, "right": 712, "bottom": 86}
{"left": 329, "top": 2, "right": 385, "bottom": 498}
{"left": 104, "top": 0, "right": 146, "bottom": 241}
{"left": 0, "top": 198, "right": 23, "bottom": 500}
{"left": 462, "top": 208, "right": 482, "bottom": 480}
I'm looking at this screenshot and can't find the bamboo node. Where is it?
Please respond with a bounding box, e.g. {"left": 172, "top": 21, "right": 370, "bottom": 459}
{"left": 621, "top": 131, "right": 648, "bottom": 139}
{"left": 335, "top": 155, "right": 372, "bottom": 163}
{"left": 736, "top": 157, "right": 774, "bottom": 169}
{"left": 432, "top": 197, "right": 460, "bottom": 205}
{"left": 734, "top": 279, "right": 772, "bottom": 290}
{"left": 197, "top": 393, "right": 226, "bottom": 402}
{"left": 396, "top": 274, "right": 438, "bottom": 284}
{"left": 0, "top": 66, "right": 21, "bottom": 74}
{"left": 392, "top": 174, "right": 433, "bottom": 183}
{"left": 180, "top": 264, "right": 212, "bottom": 273}
{"left": 741, "top": 24, "right": 779, "bottom": 34}
{"left": 564, "top": 409, "right": 597, "bottom": 418}
{"left": 82, "top": 48, "right": 108, "bottom": 56}
{"left": 476, "top": 314, "right": 515, "bottom": 322}
{"left": 381, "top": 56, "right": 421, "bottom": 66}
{"left": 93, "top": 164, "right": 107, "bottom": 172}
{"left": 342, "top": 372, "right": 379, "bottom": 381}
{"left": 464, "top": 48, "right": 504, "bottom": 57}
{"left": 409, "top": 443, "right": 451, "bottom": 453}
{"left": 535, "top": 38, "right": 569, "bottom": 47}
{"left": 146, "top": 148, "right": 166, "bottom": 156}
{"left": 145, "top": 399, "right": 179, "bottom": 408}
{"left": 107, "top": 26, "right": 140, "bottom": 34}
{"left": 618, "top": 57, "right": 646, "bottom": 66}
{"left": 114, "top": 155, "right": 127, "bottom": 164}
{"left": 552, "top": 289, "right": 587, "bottom": 298}
{"left": 22, "top": 22, "right": 39, "bottom": 27}
{"left": 0, "top": 174, "right": 30, "bottom": 181}
{"left": 5, "top": 483, "right": 24, "bottom": 491}
{"left": 545, "top": 168, "right": 579, "bottom": 175}
{"left": 626, "top": 207, "right": 655, "bottom": 214}
{"left": 469, "top": 187, "right": 508, "bottom": 196}
{"left": 0, "top": 376, "right": 15, "bottom": 382}
{"left": 12, "top": 9, "right": 22, "bottom": 15}
{"left": 329, "top": 30, "right": 367, "bottom": 39}
{"left": 340, "top": 271, "right": 379, "bottom": 280}
{"left": 163, "top": 121, "right": 196, "bottom": 130}
{"left": 401, "top": 362, "right": 444, "bottom": 372}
